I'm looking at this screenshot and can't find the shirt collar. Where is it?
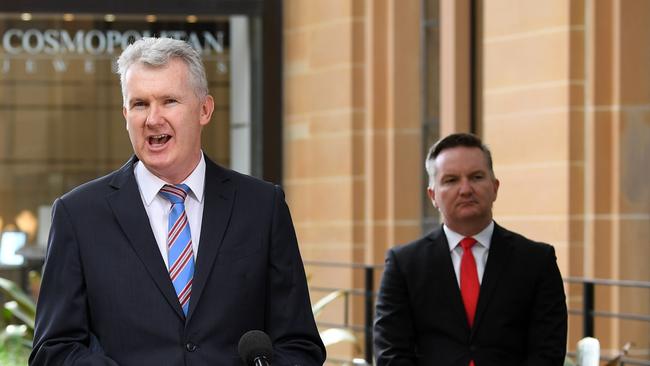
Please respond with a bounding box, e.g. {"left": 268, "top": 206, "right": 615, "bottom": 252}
{"left": 444, "top": 221, "right": 495, "bottom": 252}
{"left": 134, "top": 153, "right": 206, "bottom": 206}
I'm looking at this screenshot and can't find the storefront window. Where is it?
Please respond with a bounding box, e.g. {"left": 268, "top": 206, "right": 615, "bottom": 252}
{"left": 0, "top": 13, "right": 248, "bottom": 251}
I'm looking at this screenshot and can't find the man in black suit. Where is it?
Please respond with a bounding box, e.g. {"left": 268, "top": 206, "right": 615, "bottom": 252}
{"left": 30, "top": 37, "right": 325, "bottom": 365}
{"left": 374, "top": 133, "right": 567, "bottom": 366}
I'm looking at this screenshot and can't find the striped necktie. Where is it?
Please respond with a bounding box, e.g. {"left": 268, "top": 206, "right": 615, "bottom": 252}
{"left": 160, "top": 184, "right": 195, "bottom": 316}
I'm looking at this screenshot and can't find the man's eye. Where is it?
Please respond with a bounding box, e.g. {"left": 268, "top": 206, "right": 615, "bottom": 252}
{"left": 443, "top": 178, "right": 457, "bottom": 184}
{"left": 131, "top": 102, "right": 146, "bottom": 109}
{"left": 165, "top": 99, "right": 178, "bottom": 104}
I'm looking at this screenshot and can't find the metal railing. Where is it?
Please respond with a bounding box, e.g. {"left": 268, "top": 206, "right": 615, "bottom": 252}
{"left": 305, "top": 261, "right": 650, "bottom": 366}
{"left": 564, "top": 277, "right": 650, "bottom": 366}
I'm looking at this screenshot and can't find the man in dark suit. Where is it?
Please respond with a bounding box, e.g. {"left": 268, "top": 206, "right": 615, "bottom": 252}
{"left": 30, "top": 37, "right": 325, "bottom": 365}
{"left": 374, "top": 133, "right": 567, "bottom": 366}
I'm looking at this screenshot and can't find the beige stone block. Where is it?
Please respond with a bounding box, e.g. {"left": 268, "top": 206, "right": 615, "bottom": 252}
{"left": 295, "top": 222, "right": 354, "bottom": 247}
{"left": 366, "top": 133, "right": 389, "bottom": 219}
{"left": 592, "top": 221, "right": 614, "bottom": 278}
{"left": 484, "top": 111, "right": 569, "bottom": 164}
{"left": 391, "top": 1, "right": 421, "bottom": 131}
{"left": 285, "top": 121, "right": 310, "bottom": 141}
{"left": 284, "top": 72, "right": 312, "bottom": 116}
{"left": 568, "top": 110, "right": 585, "bottom": 163}
{"left": 592, "top": 111, "right": 614, "bottom": 214}
{"left": 494, "top": 165, "right": 568, "bottom": 216}
{"left": 369, "top": 223, "right": 390, "bottom": 257}
{"left": 284, "top": 29, "right": 309, "bottom": 65}
{"left": 494, "top": 219, "right": 568, "bottom": 248}
{"left": 311, "top": 135, "right": 353, "bottom": 177}
{"left": 483, "top": 84, "right": 568, "bottom": 117}
{"left": 568, "top": 28, "right": 585, "bottom": 84}
{"left": 284, "top": 0, "right": 311, "bottom": 30}
{"left": 483, "top": 30, "right": 569, "bottom": 89}
{"left": 284, "top": 139, "right": 313, "bottom": 180}
{"left": 352, "top": 19, "right": 365, "bottom": 64}
{"left": 352, "top": 223, "right": 366, "bottom": 249}
{"left": 619, "top": 219, "right": 650, "bottom": 282}
{"left": 309, "top": 21, "right": 353, "bottom": 69}
{"left": 352, "top": 0, "right": 365, "bottom": 17}
{"left": 310, "top": 110, "right": 356, "bottom": 135}
{"left": 483, "top": 0, "right": 569, "bottom": 37}
{"left": 352, "top": 64, "right": 365, "bottom": 109}
{"left": 618, "top": 0, "right": 650, "bottom": 104}
{"left": 568, "top": 235, "right": 584, "bottom": 277}
{"left": 284, "top": 181, "right": 314, "bottom": 222}
{"left": 392, "top": 132, "right": 422, "bottom": 221}
{"left": 393, "top": 223, "right": 421, "bottom": 250}
{"left": 569, "top": 164, "right": 584, "bottom": 215}
{"left": 306, "top": 0, "right": 354, "bottom": 24}
{"left": 311, "top": 179, "right": 353, "bottom": 221}
{"left": 309, "top": 67, "right": 353, "bottom": 111}
{"left": 304, "top": 264, "right": 354, "bottom": 289}
{"left": 352, "top": 132, "right": 366, "bottom": 178}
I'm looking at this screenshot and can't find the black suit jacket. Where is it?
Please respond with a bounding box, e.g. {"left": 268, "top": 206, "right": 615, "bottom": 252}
{"left": 374, "top": 224, "right": 567, "bottom": 366}
{"left": 30, "top": 156, "right": 325, "bottom": 366}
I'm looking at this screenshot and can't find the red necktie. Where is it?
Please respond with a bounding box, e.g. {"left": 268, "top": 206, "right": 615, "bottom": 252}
{"left": 460, "top": 237, "right": 479, "bottom": 366}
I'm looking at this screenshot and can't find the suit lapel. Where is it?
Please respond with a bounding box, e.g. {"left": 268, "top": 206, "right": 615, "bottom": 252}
{"left": 186, "top": 157, "right": 235, "bottom": 321}
{"left": 428, "top": 228, "right": 470, "bottom": 333}
{"left": 472, "top": 223, "right": 513, "bottom": 336}
{"left": 106, "top": 157, "right": 185, "bottom": 320}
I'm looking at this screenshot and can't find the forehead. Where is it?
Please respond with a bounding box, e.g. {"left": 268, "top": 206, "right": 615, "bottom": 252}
{"left": 434, "top": 146, "right": 490, "bottom": 174}
{"left": 124, "top": 59, "right": 191, "bottom": 91}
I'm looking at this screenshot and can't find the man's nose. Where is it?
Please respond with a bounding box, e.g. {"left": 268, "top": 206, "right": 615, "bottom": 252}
{"left": 459, "top": 178, "right": 473, "bottom": 194}
{"left": 146, "top": 104, "right": 163, "bottom": 126}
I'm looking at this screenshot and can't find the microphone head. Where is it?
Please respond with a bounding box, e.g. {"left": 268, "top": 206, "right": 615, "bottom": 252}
{"left": 238, "top": 330, "right": 273, "bottom": 365}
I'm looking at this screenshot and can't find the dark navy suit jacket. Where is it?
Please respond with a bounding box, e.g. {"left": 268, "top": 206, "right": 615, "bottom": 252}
{"left": 31, "top": 156, "right": 325, "bottom": 365}
{"left": 374, "top": 224, "right": 567, "bottom": 366}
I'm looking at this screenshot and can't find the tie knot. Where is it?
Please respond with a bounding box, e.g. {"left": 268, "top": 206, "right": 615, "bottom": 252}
{"left": 160, "top": 184, "right": 190, "bottom": 204}
{"left": 460, "top": 237, "right": 477, "bottom": 251}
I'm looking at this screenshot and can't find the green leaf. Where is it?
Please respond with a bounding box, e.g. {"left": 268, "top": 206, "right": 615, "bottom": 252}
{"left": 0, "top": 278, "right": 36, "bottom": 315}
{"left": 312, "top": 290, "right": 346, "bottom": 319}
{"left": 3, "top": 302, "right": 35, "bottom": 331}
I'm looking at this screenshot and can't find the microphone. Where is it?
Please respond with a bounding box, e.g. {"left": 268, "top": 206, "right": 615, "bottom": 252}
{"left": 238, "top": 330, "right": 273, "bottom": 366}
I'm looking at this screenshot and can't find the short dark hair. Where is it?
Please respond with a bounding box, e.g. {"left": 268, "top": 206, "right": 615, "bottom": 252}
{"left": 425, "top": 133, "right": 495, "bottom": 186}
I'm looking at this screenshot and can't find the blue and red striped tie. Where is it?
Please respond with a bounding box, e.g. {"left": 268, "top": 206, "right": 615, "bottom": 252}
{"left": 160, "top": 184, "right": 194, "bottom": 316}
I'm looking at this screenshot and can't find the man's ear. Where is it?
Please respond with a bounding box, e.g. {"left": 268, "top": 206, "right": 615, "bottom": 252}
{"left": 427, "top": 187, "right": 437, "bottom": 208}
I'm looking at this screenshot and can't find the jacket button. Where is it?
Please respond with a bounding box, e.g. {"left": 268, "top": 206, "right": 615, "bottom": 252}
{"left": 186, "top": 343, "right": 197, "bottom": 352}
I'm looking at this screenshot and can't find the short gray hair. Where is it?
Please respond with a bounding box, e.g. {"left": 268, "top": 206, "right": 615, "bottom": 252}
{"left": 116, "top": 37, "right": 209, "bottom": 105}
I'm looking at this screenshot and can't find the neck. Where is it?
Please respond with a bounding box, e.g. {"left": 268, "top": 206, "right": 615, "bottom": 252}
{"left": 445, "top": 218, "right": 492, "bottom": 237}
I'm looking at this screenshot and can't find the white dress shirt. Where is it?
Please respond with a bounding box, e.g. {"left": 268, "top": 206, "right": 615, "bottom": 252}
{"left": 444, "top": 221, "right": 494, "bottom": 287}
{"left": 134, "top": 154, "right": 205, "bottom": 269}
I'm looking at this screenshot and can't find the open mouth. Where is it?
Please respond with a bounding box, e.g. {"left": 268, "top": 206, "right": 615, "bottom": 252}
{"left": 148, "top": 134, "right": 172, "bottom": 146}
